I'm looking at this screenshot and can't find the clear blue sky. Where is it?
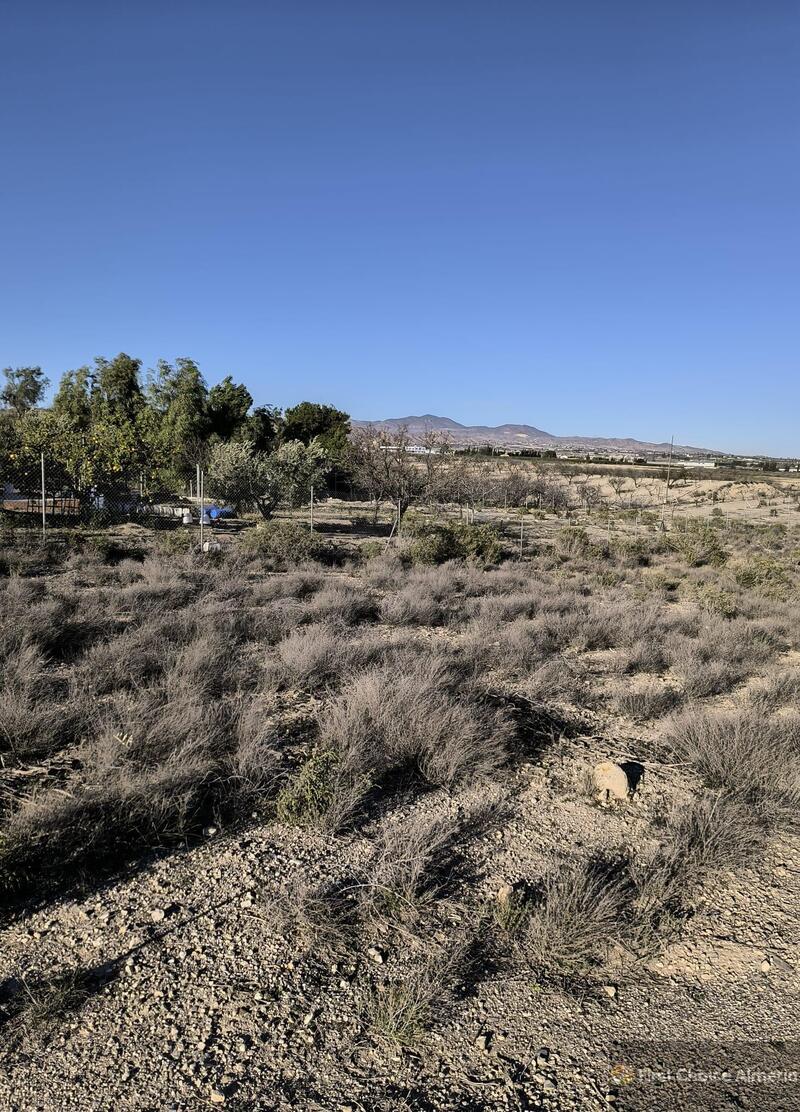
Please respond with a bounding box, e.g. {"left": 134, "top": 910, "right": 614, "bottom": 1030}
{"left": 2, "top": 2, "right": 798, "bottom": 454}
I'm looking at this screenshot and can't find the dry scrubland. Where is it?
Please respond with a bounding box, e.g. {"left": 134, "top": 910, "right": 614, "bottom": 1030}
{"left": 2, "top": 500, "right": 800, "bottom": 1110}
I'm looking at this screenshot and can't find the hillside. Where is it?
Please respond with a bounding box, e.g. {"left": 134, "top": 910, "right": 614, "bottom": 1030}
{"left": 354, "top": 414, "right": 717, "bottom": 455}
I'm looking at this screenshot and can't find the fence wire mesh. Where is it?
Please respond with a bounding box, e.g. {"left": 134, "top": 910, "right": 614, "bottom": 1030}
{"left": 0, "top": 452, "right": 201, "bottom": 531}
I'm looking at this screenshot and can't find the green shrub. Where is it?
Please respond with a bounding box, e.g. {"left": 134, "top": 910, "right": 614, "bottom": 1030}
{"left": 154, "top": 529, "right": 197, "bottom": 557}
{"left": 732, "top": 556, "right": 791, "bottom": 596}
{"left": 360, "top": 539, "right": 384, "bottom": 561}
{"left": 275, "top": 748, "right": 365, "bottom": 829}
{"left": 693, "top": 583, "right": 737, "bottom": 618}
{"left": 669, "top": 523, "right": 728, "bottom": 567}
{"left": 614, "top": 539, "right": 651, "bottom": 567}
{"left": 241, "top": 521, "right": 321, "bottom": 565}
{"left": 555, "top": 527, "right": 609, "bottom": 562}
{"left": 276, "top": 748, "right": 338, "bottom": 826}
{"left": 556, "top": 527, "right": 592, "bottom": 557}
{"left": 595, "top": 569, "right": 624, "bottom": 587}
{"left": 406, "top": 520, "right": 501, "bottom": 566}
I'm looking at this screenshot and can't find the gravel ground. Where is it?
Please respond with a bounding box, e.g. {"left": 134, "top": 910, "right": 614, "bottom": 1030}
{"left": 3, "top": 732, "right": 799, "bottom": 1112}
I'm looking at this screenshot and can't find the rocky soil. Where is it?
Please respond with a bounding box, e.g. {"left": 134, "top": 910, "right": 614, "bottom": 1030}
{"left": 3, "top": 730, "right": 799, "bottom": 1111}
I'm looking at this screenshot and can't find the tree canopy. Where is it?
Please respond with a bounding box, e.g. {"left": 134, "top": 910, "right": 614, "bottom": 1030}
{"left": 1, "top": 366, "right": 49, "bottom": 416}
{"left": 0, "top": 352, "right": 351, "bottom": 511}
{"left": 282, "top": 402, "right": 350, "bottom": 455}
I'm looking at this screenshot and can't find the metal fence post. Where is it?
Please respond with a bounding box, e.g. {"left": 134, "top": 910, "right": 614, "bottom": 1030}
{"left": 199, "top": 468, "right": 205, "bottom": 548}
{"left": 40, "top": 452, "right": 46, "bottom": 541}
{"left": 310, "top": 485, "right": 314, "bottom": 532}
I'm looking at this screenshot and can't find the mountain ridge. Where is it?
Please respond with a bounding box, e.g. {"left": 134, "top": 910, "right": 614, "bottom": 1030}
{"left": 353, "top": 414, "right": 717, "bottom": 455}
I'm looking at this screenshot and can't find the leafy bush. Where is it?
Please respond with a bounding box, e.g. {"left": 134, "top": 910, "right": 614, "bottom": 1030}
{"left": 669, "top": 524, "right": 728, "bottom": 567}
{"left": 732, "top": 556, "right": 791, "bottom": 597}
{"left": 275, "top": 748, "right": 366, "bottom": 829}
{"left": 154, "top": 529, "right": 197, "bottom": 557}
{"left": 614, "top": 539, "right": 651, "bottom": 567}
{"left": 206, "top": 438, "right": 327, "bottom": 518}
{"left": 241, "top": 521, "right": 321, "bottom": 565}
{"left": 555, "top": 527, "right": 593, "bottom": 558}
{"left": 407, "top": 520, "right": 502, "bottom": 566}
{"left": 360, "top": 539, "right": 384, "bottom": 561}
{"left": 693, "top": 583, "right": 737, "bottom": 618}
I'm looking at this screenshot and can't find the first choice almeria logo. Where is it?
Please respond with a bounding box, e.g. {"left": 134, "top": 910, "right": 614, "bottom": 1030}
{"left": 609, "top": 1062, "right": 636, "bottom": 1086}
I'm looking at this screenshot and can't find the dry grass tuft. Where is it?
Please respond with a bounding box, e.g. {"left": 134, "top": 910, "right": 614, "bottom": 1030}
{"left": 355, "top": 941, "right": 470, "bottom": 1047}
{"left": 0, "top": 642, "right": 88, "bottom": 759}
{"left": 357, "top": 810, "right": 463, "bottom": 929}
{"left": 614, "top": 681, "right": 681, "bottom": 721}
{"left": 521, "top": 856, "right": 632, "bottom": 980}
{"left": 660, "top": 707, "right": 800, "bottom": 824}
{"left": 318, "top": 656, "right": 514, "bottom": 791}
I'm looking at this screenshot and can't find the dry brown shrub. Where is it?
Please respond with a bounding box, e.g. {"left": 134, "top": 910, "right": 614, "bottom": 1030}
{"left": 318, "top": 655, "right": 513, "bottom": 789}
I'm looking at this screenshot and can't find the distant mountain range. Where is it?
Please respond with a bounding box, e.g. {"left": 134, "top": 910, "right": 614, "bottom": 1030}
{"left": 353, "top": 415, "right": 717, "bottom": 456}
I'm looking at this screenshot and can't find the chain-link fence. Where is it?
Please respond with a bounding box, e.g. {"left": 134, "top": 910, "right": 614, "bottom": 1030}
{"left": 0, "top": 452, "right": 202, "bottom": 533}
{"left": 1, "top": 449, "right": 692, "bottom": 558}
{"left": 0, "top": 453, "right": 327, "bottom": 548}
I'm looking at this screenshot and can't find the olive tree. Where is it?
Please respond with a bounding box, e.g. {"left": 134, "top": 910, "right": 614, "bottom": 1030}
{"left": 206, "top": 439, "right": 327, "bottom": 519}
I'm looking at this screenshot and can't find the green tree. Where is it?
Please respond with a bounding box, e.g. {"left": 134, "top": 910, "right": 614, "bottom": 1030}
{"left": 15, "top": 409, "right": 86, "bottom": 490}
{"left": 206, "top": 439, "right": 327, "bottom": 519}
{"left": 247, "top": 404, "right": 283, "bottom": 452}
{"left": 283, "top": 402, "right": 350, "bottom": 455}
{"left": 91, "top": 353, "right": 144, "bottom": 424}
{"left": 206, "top": 375, "right": 253, "bottom": 440}
{"left": 148, "top": 358, "right": 209, "bottom": 480}
{"left": 0, "top": 410, "right": 25, "bottom": 485}
{"left": 52, "top": 366, "right": 93, "bottom": 430}
{"left": 84, "top": 354, "right": 150, "bottom": 492}
{"left": 1, "top": 366, "right": 49, "bottom": 415}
